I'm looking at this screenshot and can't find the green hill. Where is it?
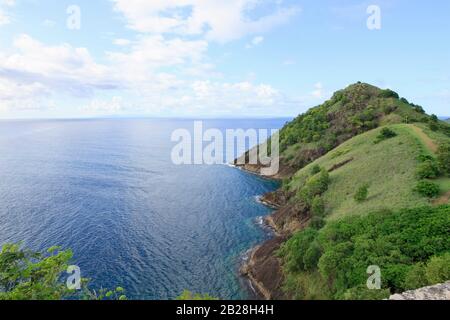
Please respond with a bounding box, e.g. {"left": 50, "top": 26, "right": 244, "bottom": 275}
{"left": 242, "top": 82, "right": 450, "bottom": 300}
{"left": 276, "top": 82, "right": 445, "bottom": 175}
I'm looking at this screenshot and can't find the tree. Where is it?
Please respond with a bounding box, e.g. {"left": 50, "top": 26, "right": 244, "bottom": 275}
{"left": 0, "top": 243, "right": 73, "bottom": 300}
{"left": 354, "top": 184, "right": 369, "bottom": 203}
{"left": 0, "top": 243, "right": 126, "bottom": 300}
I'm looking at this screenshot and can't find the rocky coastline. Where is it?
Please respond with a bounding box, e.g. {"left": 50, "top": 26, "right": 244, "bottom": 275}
{"left": 236, "top": 163, "right": 309, "bottom": 301}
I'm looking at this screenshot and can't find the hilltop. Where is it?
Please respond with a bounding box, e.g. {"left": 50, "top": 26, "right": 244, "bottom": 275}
{"left": 237, "top": 82, "right": 449, "bottom": 178}
{"left": 240, "top": 82, "right": 450, "bottom": 300}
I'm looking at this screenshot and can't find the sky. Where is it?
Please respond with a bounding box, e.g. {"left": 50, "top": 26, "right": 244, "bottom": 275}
{"left": 0, "top": 0, "right": 449, "bottom": 119}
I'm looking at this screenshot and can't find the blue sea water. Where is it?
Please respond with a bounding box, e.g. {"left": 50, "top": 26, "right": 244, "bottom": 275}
{"left": 0, "top": 118, "right": 288, "bottom": 300}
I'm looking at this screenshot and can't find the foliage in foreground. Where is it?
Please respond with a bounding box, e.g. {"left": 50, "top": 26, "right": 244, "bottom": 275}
{"left": 0, "top": 243, "right": 126, "bottom": 300}
{"left": 177, "top": 290, "right": 218, "bottom": 300}
{"left": 278, "top": 205, "right": 450, "bottom": 300}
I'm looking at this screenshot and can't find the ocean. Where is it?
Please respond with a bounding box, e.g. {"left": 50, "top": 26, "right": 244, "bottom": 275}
{"left": 0, "top": 118, "right": 288, "bottom": 299}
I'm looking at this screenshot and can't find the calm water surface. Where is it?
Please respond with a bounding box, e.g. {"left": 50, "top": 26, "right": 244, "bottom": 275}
{"left": 0, "top": 118, "right": 287, "bottom": 299}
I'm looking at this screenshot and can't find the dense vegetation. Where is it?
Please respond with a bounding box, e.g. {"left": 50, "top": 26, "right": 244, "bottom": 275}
{"left": 0, "top": 243, "right": 126, "bottom": 300}
{"left": 278, "top": 205, "right": 450, "bottom": 300}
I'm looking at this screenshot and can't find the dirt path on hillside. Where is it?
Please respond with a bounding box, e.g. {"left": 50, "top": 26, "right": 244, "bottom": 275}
{"left": 433, "top": 191, "right": 450, "bottom": 205}
{"left": 408, "top": 124, "right": 438, "bottom": 153}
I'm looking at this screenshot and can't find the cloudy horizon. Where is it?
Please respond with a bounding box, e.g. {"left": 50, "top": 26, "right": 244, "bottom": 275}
{"left": 0, "top": 0, "right": 449, "bottom": 119}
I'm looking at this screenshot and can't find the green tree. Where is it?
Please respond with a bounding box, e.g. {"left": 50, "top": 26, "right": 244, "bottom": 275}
{"left": 0, "top": 243, "right": 126, "bottom": 300}
{"left": 0, "top": 243, "right": 73, "bottom": 300}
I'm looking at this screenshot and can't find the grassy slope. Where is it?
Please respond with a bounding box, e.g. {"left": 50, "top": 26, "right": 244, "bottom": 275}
{"left": 286, "top": 124, "right": 448, "bottom": 221}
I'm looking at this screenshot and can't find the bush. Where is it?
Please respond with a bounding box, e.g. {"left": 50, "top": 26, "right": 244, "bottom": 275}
{"left": 310, "top": 216, "right": 326, "bottom": 230}
{"left": 379, "top": 89, "right": 399, "bottom": 99}
{"left": 311, "top": 165, "right": 321, "bottom": 175}
{"left": 415, "top": 159, "right": 441, "bottom": 179}
{"left": 298, "top": 169, "right": 330, "bottom": 205}
{"left": 311, "top": 196, "right": 325, "bottom": 217}
{"left": 374, "top": 128, "right": 397, "bottom": 144}
{"left": 342, "top": 285, "right": 391, "bottom": 300}
{"left": 303, "top": 241, "right": 323, "bottom": 271}
{"left": 278, "top": 228, "right": 319, "bottom": 273}
{"left": 425, "top": 253, "right": 450, "bottom": 284}
{"left": 404, "top": 263, "right": 428, "bottom": 290}
{"left": 414, "top": 180, "right": 440, "bottom": 198}
{"left": 354, "top": 184, "right": 369, "bottom": 203}
{"left": 437, "top": 142, "right": 450, "bottom": 175}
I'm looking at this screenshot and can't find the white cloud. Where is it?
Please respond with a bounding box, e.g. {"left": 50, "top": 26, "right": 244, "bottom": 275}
{"left": 0, "top": 0, "right": 15, "bottom": 26}
{"left": 111, "top": 0, "right": 299, "bottom": 43}
{"left": 81, "top": 96, "right": 125, "bottom": 115}
{"left": 113, "top": 38, "right": 131, "bottom": 46}
{"left": 246, "top": 36, "right": 264, "bottom": 49}
{"left": 311, "top": 82, "right": 324, "bottom": 98}
{"left": 0, "top": 34, "right": 118, "bottom": 112}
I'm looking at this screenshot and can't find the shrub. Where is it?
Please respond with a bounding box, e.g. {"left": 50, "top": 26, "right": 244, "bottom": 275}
{"left": 425, "top": 253, "right": 450, "bottom": 284}
{"left": 303, "top": 241, "right": 322, "bottom": 271}
{"left": 279, "top": 228, "right": 319, "bottom": 273}
{"left": 415, "top": 159, "right": 441, "bottom": 179}
{"left": 342, "top": 285, "right": 391, "bottom": 300}
{"left": 403, "top": 263, "right": 428, "bottom": 290}
{"left": 437, "top": 142, "right": 450, "bottom": 175}
{"left": 374, "top": 128, "right": 397, "bottom": 144}
{"left": 414, "top": 180, "right": 440, "bottom": 198}
{"left": 298, "top": 169, "right": 330, "bottom": 205}
{"left": 379, "top": 89, "right": 399, "bottom": 99}
{"left": 400, "top": 97, "right": 409, "bottom": 104}
{"left": 311, "top": 165, "right": 321, "bottom": 175}
{"left": 310, "top": 216, "right": 326, "bottom": 230}
{"left": 311, "top": 196, "right": 325, "bottom": 217}
{"left": 354, "top": 184, "right": 369, "bottom": 203}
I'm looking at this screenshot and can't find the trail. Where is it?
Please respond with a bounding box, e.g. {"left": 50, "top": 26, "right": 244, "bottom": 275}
{"left": 407, "top": 124, "right": 438, "bottom": 153}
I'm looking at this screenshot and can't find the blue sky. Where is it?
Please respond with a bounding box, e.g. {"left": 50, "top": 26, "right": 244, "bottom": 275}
{"left": 0, "top": 0, "right": 449, "bottom": 119}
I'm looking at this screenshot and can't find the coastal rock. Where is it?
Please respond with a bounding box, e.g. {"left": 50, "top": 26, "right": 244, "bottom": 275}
{"left": 260, "top": 189, "right": 293, "bottom": 209}
{"left": 240, "top": 236, "right": 288, "bottom": 300}
{"left": 267, "top": 201, "right": 311, "bottom": 235}
{"left": 389, "top": 282, "right": 450, "bottom": 300}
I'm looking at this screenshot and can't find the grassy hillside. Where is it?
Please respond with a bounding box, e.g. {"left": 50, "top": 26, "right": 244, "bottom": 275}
{"left": 249, "top": 83, "right": 450, "bottom": 300}
{"left": 285, "top": 124, "right": 450, "bottom": 221}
